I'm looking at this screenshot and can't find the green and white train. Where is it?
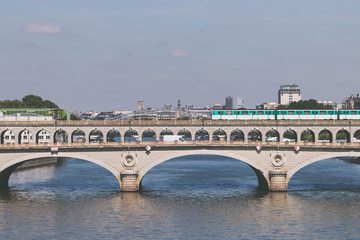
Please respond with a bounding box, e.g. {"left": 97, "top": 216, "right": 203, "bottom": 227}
{"left": 212, "top": 110, "right": 360, "bottom": 120}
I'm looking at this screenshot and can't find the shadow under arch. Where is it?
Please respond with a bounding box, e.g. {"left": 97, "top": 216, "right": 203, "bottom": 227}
{"left": 138, "top": 150, "right": 269, "bottom": 191}
{"left": 287, "top": 152, "right": 360, "bottom": 187}
{"left": 0, "top": 152, "right": 121, "bottom": 191}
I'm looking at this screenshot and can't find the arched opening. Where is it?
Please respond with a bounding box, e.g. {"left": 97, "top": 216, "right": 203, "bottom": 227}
{"left": 178, "top": 129, "right": 192, "bottom": 141}
{"left": 318, "top": 129, "right": 333, "bottom": 143}
{"left": 212, "top": 129, "right": 227, "bottom": 142}
{"left": 124, "top": 129, "right": 139, "bottom": 142}
{"left": 265, "top": 129, "right": 279, "bottom": 142}
{"left": 142, "top": 129, "right": 156, "bottom": 142}
{"left": 1, "top": 130, "right": 15, "bottom": 144}
{"left": 18, "top": 129, "right": 33, "bottom": 144}
{"left": 283, "top": 129, "right": 297, "bottom": 142}
{"left": 1, "top": 156, "right": 120, "bottom": 191}
{"left": 36, "top": 129, "right": 51, "bottom": 144}
{"left": 89, "top": 129, "right": 103, "bottom": 143}
{"left": 301, "top": 129, "right": 315, "bottom": 142}
{"left": 353, "top": 130, "right": 360, "bottom": 143}
{"left": 72, "top": 129, "right": 86, "bottom": 143}
{"left": 288, "top": 156, "right": 360, "bottom": 191}
{"left": 54, "top": 129, "right": 68, "bottom": 143}
{"left": 248, "top": 129, "right": 262, "bottom": 142}
{"left": 336, "top": 130, "right": 350, "bottom": 143}
{"left": 107, "top": 129, "right": 121, "bottom": 142}
{"left": 195, "top": 129, "right": 209, "bottom": 141}
{"left": 160, "top": 129, "right": 174, "bottom": 141}
{"left": 230, "top": 129, "right": 244, "bottom": 142}
{"left": 140, "top": 154, "right": 268, "bottom": 192}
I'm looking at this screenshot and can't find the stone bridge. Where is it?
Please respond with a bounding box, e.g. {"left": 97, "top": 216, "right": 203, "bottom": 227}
{"left": 0, "top": 120, "right": 360, "bottom": 192}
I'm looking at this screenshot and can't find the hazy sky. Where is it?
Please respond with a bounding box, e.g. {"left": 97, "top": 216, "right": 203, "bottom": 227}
{"left": 1, "top": 0, "right": 359, "bottom": 111}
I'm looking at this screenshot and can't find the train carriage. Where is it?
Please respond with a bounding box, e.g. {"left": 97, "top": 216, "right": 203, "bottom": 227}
{"left": 339, "top": 110, "right": 360, "bottom": 120}
{"left": 212, "top": 110, "right": 276, "bottom": 120}
{"left": 276, "top": 110, "right": 338, "bottom": 120}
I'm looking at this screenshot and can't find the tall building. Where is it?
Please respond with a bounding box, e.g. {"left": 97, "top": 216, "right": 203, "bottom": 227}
{"left": 236, "top": 97, "right": 244, "bottom": 109}
{"left": 225, "top": 96, "right": 233, "bottom": 109}
{"left": 177, "top": 99, "right": 181, "bottom": 110}
{"left": 278, "top": 84, "right": 301, "bottom": 105}
{"left": 137, "top": 99, "right": 144, "bottom": 111}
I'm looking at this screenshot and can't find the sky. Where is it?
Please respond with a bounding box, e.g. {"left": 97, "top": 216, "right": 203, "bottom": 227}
{"left": 1, "top": 0, "right": 360, "bottom": 111}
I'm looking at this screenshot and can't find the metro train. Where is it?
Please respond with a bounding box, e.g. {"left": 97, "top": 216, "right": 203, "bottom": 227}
{"left": 212, "top": 110, "right": 360, "bottom": 120}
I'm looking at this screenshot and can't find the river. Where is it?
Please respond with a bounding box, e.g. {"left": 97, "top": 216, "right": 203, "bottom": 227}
{"left": 1, "top": 156, "right": 360, "bottom": 239}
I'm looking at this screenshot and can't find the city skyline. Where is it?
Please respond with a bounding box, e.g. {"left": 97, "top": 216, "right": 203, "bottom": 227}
{"left": 1, "top": 1, "right": 360, "bottom": 111}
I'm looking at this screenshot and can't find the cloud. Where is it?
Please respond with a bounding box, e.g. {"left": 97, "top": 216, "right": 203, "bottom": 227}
{"left": 171, "top": 49, "right": 189, "bottom": 57}
{"left": 22, "top": 22, "right": 62, "bottom": 34}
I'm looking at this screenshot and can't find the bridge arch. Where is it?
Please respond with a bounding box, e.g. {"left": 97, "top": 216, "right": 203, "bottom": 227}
{"left": 336, "top": 129, "right": 350, "bottom": 143}
{"left": 212, "top": 129, "right": 227, "bottom": 142}
{"left": 230, "top": 129, "right": 244, "bottom": 141}
{"left": 138, "top": 150, "right": 269, "bottom": 190}
{"left": 89, "top": 129, "right": 103, "bottom": 143}
{"left": 72, "top": 129, "right": 86, "bottom": 143}
{"left": 124, "top": 129, "right": 139, "bottom": 142}
{"left": 287, "top": 152, "right": 360, "bottom": 184}
{"left": 265, "top": 129, "right": 279, "bottom": 142}
{"left": 18, "top": 129, "right": 33, "bottom": 144}
{"left": 195, "top": 129, "right": 209, "bottom": 141}
{"left": 300, "top": 129, "right": 315, "bottom": 142}
{"left": 354, "top": 130, "right": 360, "bottom": 142}
{"left": 54, "top": 129, "right": 68, "bottom": 143}
{"left": 248, "top": 129, "right": 262, "bottom": 142}
{"left": 283, "top": 129, "right": 297, "bottom": 142}
{"left": 1, "top": 129, "right": 16, "bottom": 144}
{"left": 36, "top": 129, "right": 51, "bottom": 144}
{"left": 178, "top": 129, "right": 192, "bottom": 141}
{"left": 107, "top": 129, "right": 121, "bottom": 142}
{"left": 0, "top": 152, "right": 121, "bottom": 191}
{"left": 142, "top": 128, "right": 156, "bottom": 142}
{"left": 318, "top": 129, "right": 333, "bottom": 143}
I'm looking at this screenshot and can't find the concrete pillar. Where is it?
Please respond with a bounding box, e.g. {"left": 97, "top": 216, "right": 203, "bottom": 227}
{"left": 120, "top": 170, "right": 139, "bottom": 191}
{"left": 268, "top": 171, "right": 288, "bottom": 191}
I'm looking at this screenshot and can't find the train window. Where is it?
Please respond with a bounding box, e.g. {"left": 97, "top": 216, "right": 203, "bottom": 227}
{"left": 320, "top": 111, "right": 326, "bottom": 115}
{"left": 242, "top": 111, "right": 249, "bottom": 115}
{"left": 304, "top": 111, "right": 310, "bottom": 115}
{"left": 351, "top": 111, "right": 357, "bottom": 115}
{"left": 258, "top": 111, "right": 264, "bottom": 115}
{"left": 288, "top": 111, "right": 295, "bottom": 115}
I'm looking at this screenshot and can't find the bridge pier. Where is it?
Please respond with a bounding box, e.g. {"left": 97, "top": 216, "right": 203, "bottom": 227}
{"left": 268, "top": 171, "right": 288, "bottom": 191}
{"left": 120, "top": 170, "right": 139, "bottom": 191}
{"left": 0, "top": 163, "right": 23, "bottom": 191}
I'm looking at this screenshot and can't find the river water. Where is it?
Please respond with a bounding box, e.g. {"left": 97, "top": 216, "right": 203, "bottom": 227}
{"left": 1, "top": 156, "right": 360, "bottom": 239}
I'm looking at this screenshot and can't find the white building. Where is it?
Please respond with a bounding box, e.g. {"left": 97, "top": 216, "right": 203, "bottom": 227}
{"left": 278, "top": 84, "right": 301, "bottom": 105}
{"left": 0, "top": 113, "right": 53, "bottom": 121}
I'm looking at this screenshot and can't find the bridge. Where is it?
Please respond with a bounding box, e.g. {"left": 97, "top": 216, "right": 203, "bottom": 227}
{"left": 1, "top": 120, "right": 360, "bottom": 192}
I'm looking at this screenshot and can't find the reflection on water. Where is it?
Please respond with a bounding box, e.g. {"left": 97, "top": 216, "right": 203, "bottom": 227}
{"left": 1, "top": 156, "right": 360, "bottom": 239}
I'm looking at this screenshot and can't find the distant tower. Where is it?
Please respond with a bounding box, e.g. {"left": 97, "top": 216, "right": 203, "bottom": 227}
{"left": 177, "top": 99, "right": 181, "bottom": 110}
{"left": 236, "top": 97, "right": 244, "bottom": 109}
{"left": 225, "top": 96, "right": 233, "bottom": 110}
{"left": 137, "top": 99, "right": 144, "bottom": 111}
{"left": 278, "top": 84, "right": 301, "bottom": 105}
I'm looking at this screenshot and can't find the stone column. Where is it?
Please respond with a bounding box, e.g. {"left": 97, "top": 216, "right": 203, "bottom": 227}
{"left": 268, "top": 171, "right": 288, "bottom": 191}
{"left": 120, "top": 170, "right": 139, "bottom": 191}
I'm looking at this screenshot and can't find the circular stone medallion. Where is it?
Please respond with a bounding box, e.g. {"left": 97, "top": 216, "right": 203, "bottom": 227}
{"left": 121, "top": 153, "right": 137, "bottom": 169}
{"left": 270, "top": 152, "right": 286, "bottom": 169}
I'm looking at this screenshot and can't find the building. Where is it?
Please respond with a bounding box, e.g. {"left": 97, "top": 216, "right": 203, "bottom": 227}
{"left": 342, "top": 94, "right": 360, "bottom": 109}
{"left": 177, "top": 99, "right": 181, "bottom": 110}
{"left": 236, "top": 97, "right": 244, "bottom": 109}
{"left": 278, "top": 84, "right": 301, "bottom": 105}
{"left": 256, "top": 102, "right": 278, "bottom": 110}
{"left": 225, "top": 96, "right": 233, "bottom": 110}
{"left": 137, "top": 99, "right": 144, "bottom": 111}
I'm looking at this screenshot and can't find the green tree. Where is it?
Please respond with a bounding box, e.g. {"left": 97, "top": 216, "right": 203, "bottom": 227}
{"left": 277, "top": 99, "right": 334, "bottom": 110}
{"left": 22, "top": 95, "right": 45, "bottom": 108}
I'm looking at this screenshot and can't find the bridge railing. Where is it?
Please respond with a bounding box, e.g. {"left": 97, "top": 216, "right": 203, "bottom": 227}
{"left": 1, "top": 141, "right": 360, "bottom": 149}
{"left": 1, "top": 119, "right": 360, "bottom": 126}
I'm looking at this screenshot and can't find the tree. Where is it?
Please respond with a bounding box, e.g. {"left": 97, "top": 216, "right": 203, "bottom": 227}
{"left": 277, "top": 99, "right": 334, "bottom": 110}
{"left": 22, "top": 95, "right": 44, "bottom": 108}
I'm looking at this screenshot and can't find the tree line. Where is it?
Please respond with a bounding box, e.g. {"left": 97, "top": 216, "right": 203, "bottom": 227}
{"left": 0, "top": 95, "right": 58, "bottom": 108}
